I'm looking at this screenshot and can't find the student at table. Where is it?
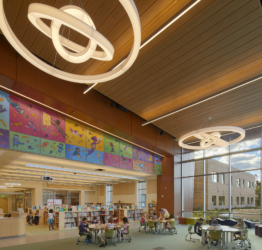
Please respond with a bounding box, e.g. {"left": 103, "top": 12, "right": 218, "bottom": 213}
{"left": 121, "top": 217, "right": 129, "bottom": 241}
{"left": 153, "top": 213, "right": 158, "bottom": 220}
{"left": 207, "top": 221, "right": 222, "bottom": 246}
{"left": 101, "top": 208, "right": 105, "bottom": 224}
{"left": 91, "top": 216, "right": 99, "bottom": 224}
{"left": 141, "top": 214, "right": 146, "bottom": 231}
{"left": 33, "top": 211, "right": 41, "bottom": 225}
{"left": 27, "top": 212, "right": 33, "bottom": 226}
{"left": 209, "top": 217, "right": 218, "bottom": 226}
{"left": 233, "top": 218, "right": 247, "bottom": 240}
{"left": 159, "top": 208, "right": 169, "bottom": 220}
{"left": 113, "top": 214, "right": 119, "bottom": 224}
{"left": 99, "top": 217, "right": 115, "bottom": 247}
{"left": 79, "top": 217, "right": 92, "bottom": 244}
{"left": 194, "top": 218, "right": 204, "bottom": 236}
{"left": 165, "top": 214, "right": 175, "bottom": 232}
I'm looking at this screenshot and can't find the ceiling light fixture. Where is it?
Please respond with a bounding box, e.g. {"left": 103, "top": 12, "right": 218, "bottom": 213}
{"left": 83, "top": 0, "right": 201, "bottom": 94}
{"left": 0, "top": 186, "right": 7, "bottom": 189}
{"left": 0, "top": 0, "right": 141, "bottom": 84}
{"left": 142, "top": 75, "right": 262, "bottom": 126}
{"left": 178, "top": 126, "right": 245, "bottom": 150}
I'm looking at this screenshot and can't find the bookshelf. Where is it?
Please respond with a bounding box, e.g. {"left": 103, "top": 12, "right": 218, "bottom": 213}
{"left": 148, "top": 203, "right": 157, "bottom": 219}
{"left": 114, "top": 203, "right": 133, "bottom": 208}
{"left": 135, "top": 209, "right": 143, "bottom": 221}
{"left": 118, "top": 208, "right": 143, "bottom": 222}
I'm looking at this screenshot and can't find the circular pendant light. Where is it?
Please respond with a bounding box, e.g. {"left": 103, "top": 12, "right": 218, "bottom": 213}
{"left": 0, "top": 185, "right": 7, "bottom": 189}
{"left": 5, "top": 183, "right": 21, "bottom": 186}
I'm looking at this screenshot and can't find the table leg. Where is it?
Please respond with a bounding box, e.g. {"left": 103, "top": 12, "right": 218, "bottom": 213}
{"left": 226, "top": 232, "right": 228, "bottom": 248}
{"left": 119, "top": 228, "right": 122, "bottom": 242}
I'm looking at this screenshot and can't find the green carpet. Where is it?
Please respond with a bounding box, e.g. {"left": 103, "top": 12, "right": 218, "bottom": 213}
{"left": 1, "top": 225, "right": 262, "bottom": 250}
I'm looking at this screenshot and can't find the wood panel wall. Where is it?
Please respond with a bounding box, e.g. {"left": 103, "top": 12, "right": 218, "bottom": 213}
{"left": 99, "top": 185, "right": 105, "bottom": 196}
{"left": 0, "top": 36, "right": 175, "bottom": 157}
{"left": 113, "top": 182, "right": 136, "bottom": 195}
{"left": 147, "top": 179, "right": 157, "bottom": 194}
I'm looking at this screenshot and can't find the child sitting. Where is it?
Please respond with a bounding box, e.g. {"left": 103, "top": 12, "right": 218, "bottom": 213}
{"left": 91, "top": 216, "right": 99, "bottom": 224}
{"left": 33, "top": 211, "right": 41, "bottom": 225}
{"left": 113, "top": 214, "right": 119, "bottom": 224}
{"left": 99, "top": 217, "right": 115, "bottom": 247}
{"left": 79, "top": 217, "right": 92, "bottom": 244}
{"left": 27, "top": 212, "right": 33, "bottom": 226}
{"left": 165, "top": 214, "right": 175, "bottom": 231}
{"left": 140, "top": 214, "right": 146, "bottom": 231}
{"left": 153, "top": 213, "right": 158, "bottom": 220}
{"left": 121, "top": 217, "right": 129, "bottom": 241}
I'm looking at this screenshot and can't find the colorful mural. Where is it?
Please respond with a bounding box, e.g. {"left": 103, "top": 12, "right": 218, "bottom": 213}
{"left": 104, "top": 153, "right": 120, "bottom": 168}
{"left": 104, "top": 135, "right": 119, "bottom": 155}
{"left": 9, "top": 131, "right": 40, "bottom": 154}
{"left": 120, "top": 141, "right": 132, "bottom": 158}
{"left": 154, "top": 155, "right": 163, "bottom": 165}
{"left": 65, "top": 144, "right": 86, "bottom": 162}
{"left": 133, "top": 160, "right": 155, "bottom": 174}
{"left": 65, "top": 118, "right": 86, "bottom": 148}
{"left": 9, "top": 95, "right": 40, "bottom": 137}
{"left": 0, "top": 89, "right": 163, "bottom": 175}
{"left": 86, "top": 150, "right": 104, "bottom": 165}
{"left": 40, "top": 138, "right": 65, "bottom": 158}
{"left": 40, "top": 108, "right": 66, "bottom": 142}
{"left": 0, "top": 90, "right": 9, "bottom": 130}
{"left": 154, "top": 164, "right": 162, "bottom": 175}
{"left": 86, "top": 127, "right": 104, "bottom": 153}
{"left": 119, "top": 155, "right": 133, "bottom": 170}
{"left": 0, "top": 128, "right": 9, "bottom": 149}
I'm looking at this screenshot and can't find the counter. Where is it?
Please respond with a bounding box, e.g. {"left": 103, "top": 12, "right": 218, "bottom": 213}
{"left": 0, "top": 217, "right": 26, "bottom": 238}
{"left": 7, "top": 211, "right": 27, "bottom": 218}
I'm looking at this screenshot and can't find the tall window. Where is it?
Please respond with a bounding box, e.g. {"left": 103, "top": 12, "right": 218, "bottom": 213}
{"left": 242, "top": 180, "right": 245, "bottom": 188}
{"left": 252, "top": 182, "right": 254, "bottom": 189}
{"left": 212, "top": 196, "right": 216, "bottom": 206}
{"left": 247, "top": 181, "right": 250, "bottom": 188}
{"left": 231, "top": 176, "right": 233, "bottom": 185}
{"left": 221, "top": 174, "right": 225, "bottom": 184}
{"left": 231, "top": 196, "right": 233, "bottom": 206}
{"left": 236, "top": 179, "right": 241, "bottom": 187}
{"left": 219, "top": 196, "right": 225, "bottom": 206}
{"left": 251, "top": 197, "right": 254, "bottom": 205}
{"left": 212, "top": 172, "right": 219, "bottom": 182}
{"left": 106, "top": 185, "right": 113, "bottom": 206}
{"left": 241, "top": 197, "right": 245, "bottom": 205}
{"left": 138, "top": 182, "right": 146, "bottom": 208}
{"left": 236, "top": 197, "right": 239, "bottom": 205}
{"left": 247, "top": 197, "right": 250, "bottom": 205}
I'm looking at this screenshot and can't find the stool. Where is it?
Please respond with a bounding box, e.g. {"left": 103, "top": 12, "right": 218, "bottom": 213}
{"left": 258, "top": 226, "right": 262, "bottom": 238}
{"left": 179, "top": 217, "right": 186, "bottom": 224}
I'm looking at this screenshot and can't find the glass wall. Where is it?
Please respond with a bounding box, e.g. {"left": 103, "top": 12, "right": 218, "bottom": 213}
{"left": 106, "top": 185, "right": 113, "bottom": 206}
{"left": 42, "top": 190, "right": 79, "bottom": 206}
{"left": 181, "top": 129, "right": 262, "bottom": 222}
{"left": 137, "top": 182, "right": 146, "bottom": 208}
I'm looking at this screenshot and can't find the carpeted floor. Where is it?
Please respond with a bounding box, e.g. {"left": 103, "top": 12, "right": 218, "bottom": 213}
{"left": 1, "top": 224, "right": 262, "bottom": 250}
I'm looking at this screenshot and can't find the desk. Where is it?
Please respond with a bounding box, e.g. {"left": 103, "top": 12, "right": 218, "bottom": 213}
{"left": 89, "top": 224, "right": 122, "bottom": 244}
{"left": 7, "top": 211, "right": 27, "bottom": 218}
{"left": 202, "top": 225, "right": 242, "bottom": 249}
{"left": 147, "top": 220, "right": 168, "bottom": 234}
{"left": 0, "top": 217, "right": 26, "bottom": 238}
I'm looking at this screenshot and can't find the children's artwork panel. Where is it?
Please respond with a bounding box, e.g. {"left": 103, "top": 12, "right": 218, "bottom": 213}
{"left": 0, "top": 128, "right": 9, "bottom": 149}
{"left": 133, "top": 160, "right": 155, "bottom": 174}
{"left": 40, "top": 108, "right": 66, "bottom": 143}
{"left": 104, "top": 153, "right": 120, "bottom": 168}
{"left": 40, "top": 138, "right": 65, "bottom": 158}
{"left": 65, "top": 144, "right": 87, "bottom": 162}
{"left": 86, "top": 150, "right": 104, "bottom": 165}
{"left": 120, "top": 140, "right": 132, "bottom": 159}
{"left": 9, "top": 131, "right": 40, "bottom": 154}
{"left": 86, "top": 127, "right": 104, "bottom": 152}
{"left": 0, "top": 90, "right": 10, "bottom": 130}
{"left": 144, "top": 151, "right": 154, "bottom": 164}
{"left": 154, "top": 155, "right": 163, "bottom": 165}
{"left": 119, "top": 156, "right": 133, "bottom": 170}
{"left": 9, "top": 95, "right": 41, "bottom": 137}
{"left": 133, "top": 146, "right": 146, "bottom": 161}
{"left": 104, "top": 135, "right": 119, "bottom": 156}
{"left": 154, "top": 164, "right": 162, "bottom": 175}
{"left": 65, "top": 118, "right": 86, "bottom": 148}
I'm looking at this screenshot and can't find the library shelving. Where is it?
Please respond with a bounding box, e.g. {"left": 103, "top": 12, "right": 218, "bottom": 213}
{"left": 118, "top": 208, "right": 143, "bottom": 222}
{"left": 114, "top": 202, "right": 133, "bottom": 208}
{"left": 135, "top": 209, "right": 143, "bottom": 221}
{"left": 148, "top": 203, "right": 157, "bottom": 219}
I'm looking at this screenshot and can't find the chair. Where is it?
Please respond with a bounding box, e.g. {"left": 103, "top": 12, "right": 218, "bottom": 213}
{"left": 208, "top": 230, "right": 223, "bottom": 249}
{"left": 139, "top": 219, "right": 146, "bottom": 232}
{"left": 76, "top": 229, "right": 89, "bottom": 245}
{"left": 122, "top": 225, "right": 131, "bottom": 242}
{"left": 234, "top": 229, "right": 251, "bottom": 249}
{"left": 185, "top": 224, "right": 199, "bottom": 242}
{"left": 102, "top": 229, "right": 115, "bottom": 247}
{"left": 146, "top": 221, "right": 156, "bottom": 234}
{"left": 169, "top": 220, "right": 177, "bottom": 235}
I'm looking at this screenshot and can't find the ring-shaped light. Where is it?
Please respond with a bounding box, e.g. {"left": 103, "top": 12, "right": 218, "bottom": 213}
{"left": 179, "top": 126, "right": 245, "bottom": 150}
{"left": 0, "top": 0, "right": 141, "bottom": 84}
{"left": 28, "top": 4, "right": 113, "bottom": 64}
{"left": 5, "top": 183, "right": 21, "bottom": 186}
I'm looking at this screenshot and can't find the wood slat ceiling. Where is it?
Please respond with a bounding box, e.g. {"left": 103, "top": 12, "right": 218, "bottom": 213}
{"left": 94, "top": 0, "right": 262, "bottom": 138}
{"left": 1, "top": 0, "right": 262, "bottom": 140}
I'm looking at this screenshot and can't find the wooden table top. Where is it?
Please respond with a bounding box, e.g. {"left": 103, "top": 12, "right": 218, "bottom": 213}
{"left": 89, "top": 224, "right": 123, "bottom": 230}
